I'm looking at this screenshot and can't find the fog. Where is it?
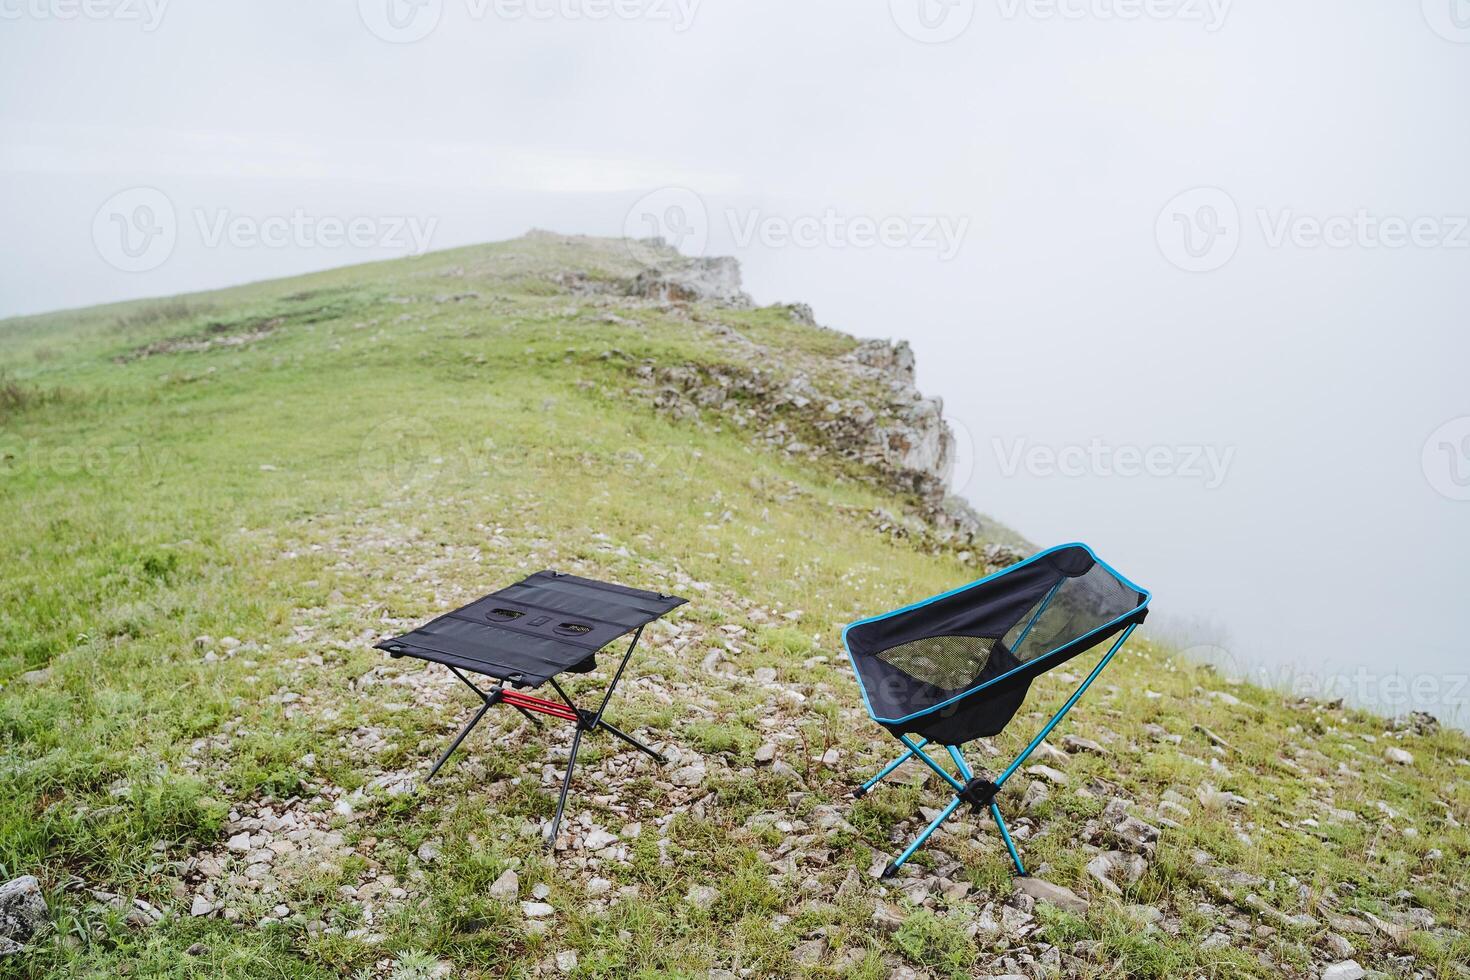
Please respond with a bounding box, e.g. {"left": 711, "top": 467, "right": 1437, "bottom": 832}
{"left": 2, "top": 0, "right": 1467, "bottom": 724}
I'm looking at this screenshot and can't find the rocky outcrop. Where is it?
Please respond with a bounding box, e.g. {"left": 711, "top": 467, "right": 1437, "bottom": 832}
{"left": 627, "top": 256, "right": 751, "bottom": 308}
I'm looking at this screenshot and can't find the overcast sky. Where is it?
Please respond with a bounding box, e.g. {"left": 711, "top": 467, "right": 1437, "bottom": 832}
{"left": 2, "top": 0, "right": 1467, "bottom": 723}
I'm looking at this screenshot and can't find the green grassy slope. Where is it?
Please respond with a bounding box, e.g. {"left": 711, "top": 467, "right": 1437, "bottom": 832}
{"left": 1, "top": 234, "right": 1466, "bottom": 979}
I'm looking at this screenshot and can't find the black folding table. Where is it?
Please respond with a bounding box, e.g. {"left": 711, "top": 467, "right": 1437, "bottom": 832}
{"left": 375, "top": 570, "right": 687, "bottom": 847}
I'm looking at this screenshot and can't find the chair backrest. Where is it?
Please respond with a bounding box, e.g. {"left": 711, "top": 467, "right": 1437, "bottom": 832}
{"left": 843, "top": 544, "right": 1149, "bottom": 739}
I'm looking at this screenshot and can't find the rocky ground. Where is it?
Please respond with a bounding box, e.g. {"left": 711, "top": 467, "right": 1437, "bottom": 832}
{"left": 1, "top": 233, "right": 1466, "bottom": 978}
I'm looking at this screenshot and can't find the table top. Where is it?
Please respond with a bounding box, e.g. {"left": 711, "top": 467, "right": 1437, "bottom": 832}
{"left": 374, "top": 570, "right": 687, "bottom": 687}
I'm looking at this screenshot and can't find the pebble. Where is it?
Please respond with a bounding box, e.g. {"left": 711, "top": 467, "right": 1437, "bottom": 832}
{"left": 1322, "top": 960, "right": 1365, "bottom": 980}
{"left": 489, "top": 869, "right": 519, "bottom": 902}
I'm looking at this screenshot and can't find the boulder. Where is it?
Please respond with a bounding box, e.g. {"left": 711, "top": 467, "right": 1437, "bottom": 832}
{"left": 0, "top": 876, "right": 47, "bottom": 943}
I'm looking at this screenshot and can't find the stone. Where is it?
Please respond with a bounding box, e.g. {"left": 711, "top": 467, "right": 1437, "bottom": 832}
{"left": 628, "top": 256, "right": 751, "bottom": 307}
{"left": 0, "top": 876, "right": 47, "bottom": 942}
{"left": 1020, "top": 780, "right": 1050, "bottom": 813}
{"left": 1323, "top": 933, "right": 1353, "bottom": 958}
{"left": 0, "top": 937, "right": 22, "bottom": 957}
{"left": 1061, "top": 734, "right": 1108, "bottom": 755}
{"left": 583, "top": 829, "right": 618, "bottom": 851}
{"left": 555, "top": 950, "right": 578, "bottom": 973}
{"left": 416, "top": 840, "right": 442, "bottom": 863}
{"left": 669, "top": 761, "right": 707, "bottom": 787}
{"left": 226, "top": 833, "right": 252, "bottom": 853}
{"left": 489, "top": 869, "right": 519, "bottom": 902}
{"left": 686, "top": 885, "right": 718, "bottom": 909}
{"left": 585, "top": 877, "right": 612, "bottom": 897}
{"left": 1383, "top": 747, "right": 1413, "bottom": 766}
{"left": 1322, "top": 961, "right": 1365, "bottom": 980}
{"left": 791, "top": 938, "right": 826, "bottom": 964}
{"left": 520, "top": 901, "right": 554, "bottom": 919}
{"left": 1086, "top": 851, "right": 1145, "bottom": 895}
{"left": 1015, "top": 878, "right": 1089, "bottom": 916}
{"left": 1026, "top": 765, "right": 1069, "bottom": 785}
{"left": 190, "top": 895, "right": 212, "bottom": 917}
{"left": 872, "top": 901, "right": 905, "bottom": 932}
{"left": 754, "top": 743, "right": 776, "bottom": 765}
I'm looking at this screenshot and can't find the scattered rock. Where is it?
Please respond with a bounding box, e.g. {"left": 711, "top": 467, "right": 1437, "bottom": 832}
{"left": 1322, "top": 960, "right": 1365, "bottom": 980}
{"left": 489, "top": 869, "right": 519, "bottom": 902}
{"left": 0, "top": 876, "right": 47, "bottom": 943}
{"left": 669, "top": 760, "right": 707, "bottom": 787}
{"left": 190, "top": 895, "right": 212, "bottom": 917}
{"left": 686, "top": 885, "right": 718, "bottom": 909}
{"left": 872, "top": 901, "right": 905, "bottom": 932}
{"left": 1060, "top": 734, "right": 1108, "bottom": 755}
{"left": 791, "top": 937, "right": 826, "bottom": 964}
{"left": 520, "top": 901, "right": 554, "bottom": 919}
{"left": 1026, "top": 765, "right": 1069, "bottom": 785}
{"left": 754, "top": 743, "right": 776, "bottom": 765}
{"left": 1085, "top": 851, "right": 1146, "bottom": 896}
{"left": 1015, "top": 878, "right": 1089, "bottom": 916}
{"left": 555, "top": 950, "right": 579, "bottom": 973}
{"left": 1383, "top": 747, "right": 1414, "bottom": 766}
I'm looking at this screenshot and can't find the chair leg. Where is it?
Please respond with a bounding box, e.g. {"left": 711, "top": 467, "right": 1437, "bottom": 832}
{"left": 544, "top": 727, "right": 585, "bottom": 849}
{"left": 882, "top": 794, "right": 965, "bottom": 878}
{"left": 854, "top": 738, "right": 929, "bottom": 798}
{"left": 990, "top": 803, "right": 1027, "bottom": 876}
{"left": 596, "top": 719, "right": 666, "bottom": 763}
{"left": 425, "top": 701, "right": 492, "bottom": 782}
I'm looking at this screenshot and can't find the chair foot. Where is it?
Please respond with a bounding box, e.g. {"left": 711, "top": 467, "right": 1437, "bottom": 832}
{"left": 879, "top": 861, "right": 900, "bottom": 880}
{"left": 851, "top": 786, "right": 868, "bottom": 799}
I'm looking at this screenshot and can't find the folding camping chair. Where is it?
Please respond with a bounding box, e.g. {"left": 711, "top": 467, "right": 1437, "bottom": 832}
{"left": 375, "top": 570, "right": 686, "bottom": 847}
{"left": 842, "top": 543, "right": 1150, "bottom": 878}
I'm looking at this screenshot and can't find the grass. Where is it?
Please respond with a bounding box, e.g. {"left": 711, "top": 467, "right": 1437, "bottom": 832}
{"left": 1, "top": 232, "right": 1467, "bottom": 978}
